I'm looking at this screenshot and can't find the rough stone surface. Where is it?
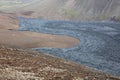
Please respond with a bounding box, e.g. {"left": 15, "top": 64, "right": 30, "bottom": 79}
{"left": 0, "top": 45, "right": 119, "bottom": 80}
{"left": 19, "top": 17, "right": 120, "bottom": 76}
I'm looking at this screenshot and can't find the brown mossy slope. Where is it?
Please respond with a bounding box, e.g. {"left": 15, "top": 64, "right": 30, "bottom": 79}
{"left": 0, "top": 12, "right": 18, "bottom": 29}
{"left": 0, "top": 30, "right": 79, "bottom": 48}
{"left": 0, "top": 45, "right": 119, "bottom": 80}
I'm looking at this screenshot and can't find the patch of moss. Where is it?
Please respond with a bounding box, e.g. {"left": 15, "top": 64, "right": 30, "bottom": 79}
{"left": 65, "top": 9, "right": 78, "bottom": 19}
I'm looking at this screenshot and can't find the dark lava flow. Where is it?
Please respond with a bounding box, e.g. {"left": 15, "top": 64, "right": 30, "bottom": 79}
{"left": 19, "top": 17, "right": 120, "bottom": 76}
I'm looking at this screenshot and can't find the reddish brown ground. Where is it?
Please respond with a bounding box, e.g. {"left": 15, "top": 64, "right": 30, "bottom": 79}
{"left": 0, "top": 45, "right": 119, "bottom": 80}
{"left": 0, "top": 29, "right": 79, "bottom": 48}
{"left": 0, "top": 12, "right": 18, "bottom": 29}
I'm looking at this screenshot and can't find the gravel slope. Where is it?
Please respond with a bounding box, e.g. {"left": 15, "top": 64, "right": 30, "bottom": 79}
{"left": 0, "top": 45, "right": 120, "bottom": 80}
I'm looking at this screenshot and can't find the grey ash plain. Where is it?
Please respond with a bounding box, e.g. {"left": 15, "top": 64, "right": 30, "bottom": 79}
{"left": 19, "top": 17, "right": 120, "bottom": 76}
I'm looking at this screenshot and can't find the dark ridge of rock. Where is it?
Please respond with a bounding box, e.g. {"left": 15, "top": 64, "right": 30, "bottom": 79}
{"left": 21, "top": 11, "right": 34, "bottom": 16}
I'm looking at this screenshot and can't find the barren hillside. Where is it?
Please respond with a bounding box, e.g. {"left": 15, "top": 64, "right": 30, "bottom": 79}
{"left": 0, "top": 0, "right": 120, "bottom": 79}
{"left": 0, "top": 0, "right": 120, "bottom": 21}
{"left": 18, "top": 0, "right": 120, "bottom": 21}
{"left": 0, "top": 45, "right": 119, "bottom": 80}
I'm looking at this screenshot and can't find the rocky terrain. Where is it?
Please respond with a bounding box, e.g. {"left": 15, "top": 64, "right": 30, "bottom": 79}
{"left": 0, "top": 0, "right": 120, "bottom": 80}
{"left": 0, "top": 45, "right": 120, "bottom": 80}
{"left": 19, "top": 17, "right": 120, "bottom": 76}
